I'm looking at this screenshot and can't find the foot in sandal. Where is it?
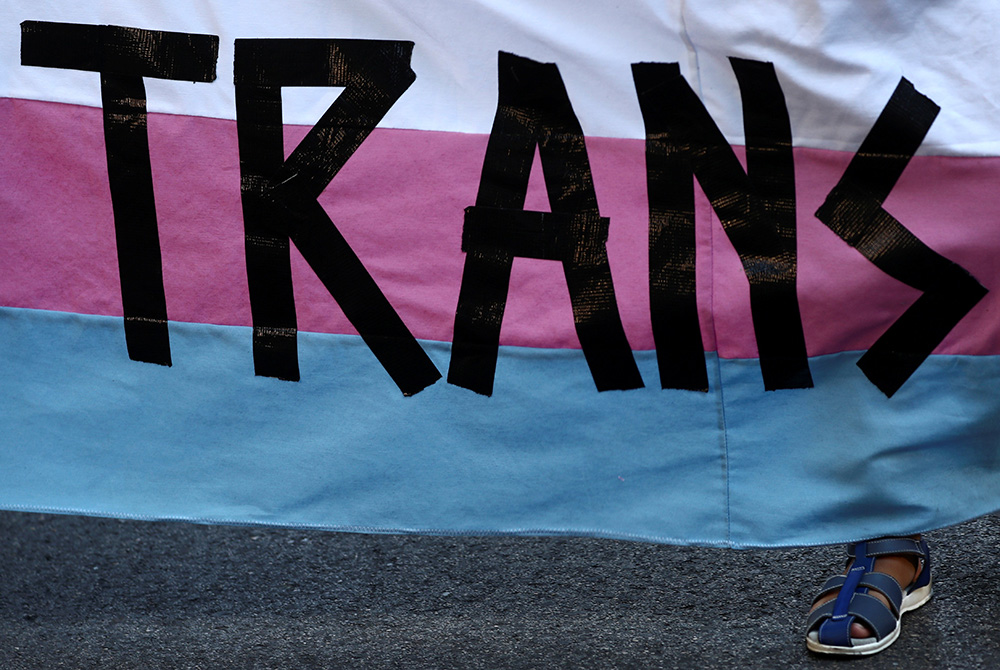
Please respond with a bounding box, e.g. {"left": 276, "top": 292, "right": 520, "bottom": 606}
{"left": 805, "top": 536, "right": 932, "bottom": 656}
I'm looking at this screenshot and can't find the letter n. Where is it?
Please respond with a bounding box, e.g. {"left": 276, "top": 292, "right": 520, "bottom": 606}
{"left": 448, "top": 52, "right": 643, "bottom": 396}
{"left": 632, "top": 58, "right": 812, "bottom": 391}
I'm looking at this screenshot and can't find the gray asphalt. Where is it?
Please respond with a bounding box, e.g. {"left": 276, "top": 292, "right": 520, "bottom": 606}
{"left": 2, "top": 510, "right": 998, "bottom": 669}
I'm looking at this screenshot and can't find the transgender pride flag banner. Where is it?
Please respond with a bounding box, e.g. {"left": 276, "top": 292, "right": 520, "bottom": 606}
{"left": 3, "top": 1, "right": 1000, "bottom": 547}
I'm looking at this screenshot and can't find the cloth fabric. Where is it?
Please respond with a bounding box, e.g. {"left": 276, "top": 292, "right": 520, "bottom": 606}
{"left": 2, "top": 0, "right": 999, "bottom": 547}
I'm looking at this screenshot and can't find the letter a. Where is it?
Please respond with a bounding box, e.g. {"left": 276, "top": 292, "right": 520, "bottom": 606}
{"left": 449, "top": 52, "right": 643, "bottom": 397}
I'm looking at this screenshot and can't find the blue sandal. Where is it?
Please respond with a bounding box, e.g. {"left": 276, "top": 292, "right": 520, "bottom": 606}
{"left": 805, "top": 537, "right": 932, "bottom": 656}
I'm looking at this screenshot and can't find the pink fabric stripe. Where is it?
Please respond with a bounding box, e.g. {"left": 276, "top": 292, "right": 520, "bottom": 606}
{"left": 3, "top": 97, "right": 999, "bottom": 357}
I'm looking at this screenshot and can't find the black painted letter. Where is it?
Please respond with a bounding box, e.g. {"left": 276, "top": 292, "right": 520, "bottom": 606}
{"left": 234, "top": 39, "right": 440, "bottom": 396}
{"left": 21, "top": 21, "right": 220, "bottom": 367}
{"left": 632, "top": 58, "right": 811, "bottom": 391}
{"left": 815, "top": 79, "right": 988, "bottom": 397}
{"left": 448, "top": 52, "right": 643, "bottom": 396}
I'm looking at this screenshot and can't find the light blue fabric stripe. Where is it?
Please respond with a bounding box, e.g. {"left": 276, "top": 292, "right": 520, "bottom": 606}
{"left": 723, "top": 353, "right": 1000, "bottom": 546}
{"left": 2, "top": 307, "right": 999, "bottom": 547}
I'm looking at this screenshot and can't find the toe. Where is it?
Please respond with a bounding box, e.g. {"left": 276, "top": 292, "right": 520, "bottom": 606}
{"left": 850, "top": 621, "right": 873, "bottom": 639}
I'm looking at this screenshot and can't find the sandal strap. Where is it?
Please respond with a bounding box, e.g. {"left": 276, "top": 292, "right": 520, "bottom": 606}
{"left": 848, "top": 537, "right": 924, "bottom": 558}
{"left": 812, "top": 572, "right": 904, "bottom": 611}
{"left": 843, "top": 592, "right": 899, "bottom": 640}
{"left": 809, "top": 600, "right": 853, "bottom": 647}
{"left": 858, "top": 572, "right": 904, "bottom": 613}
{"left": 850, "top": 537, "right": 931, "bottom": 593}
{"left": 807, "top": 592, "right": 900, "bottom": 645}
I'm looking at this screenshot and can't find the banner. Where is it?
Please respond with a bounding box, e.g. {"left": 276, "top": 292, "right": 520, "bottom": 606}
{"left": 2, "top": 1, "right": 999, "bottom": 547}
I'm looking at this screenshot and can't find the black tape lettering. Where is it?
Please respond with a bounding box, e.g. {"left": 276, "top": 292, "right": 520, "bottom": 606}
{"left": 448, "top": 52, "right": 643, "bottom": 396}
{"left": 234, "top": 39, "right": 441, "bottom": 396}
{"left": 632, "top": 58, "right": 812, "bottom": 391}
{"left": 815, "top": 79, "right": 988, "bottom": 397}
{"left": 632, "top": 63, "right": 705, "bottom": 392}
{"left": 21, "top": 21, "right": 219, "bottom": 367}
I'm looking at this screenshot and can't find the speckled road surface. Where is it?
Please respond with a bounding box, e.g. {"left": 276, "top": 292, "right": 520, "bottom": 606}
{"left": 2, "top": 510, "right": 998, "bottom": 669}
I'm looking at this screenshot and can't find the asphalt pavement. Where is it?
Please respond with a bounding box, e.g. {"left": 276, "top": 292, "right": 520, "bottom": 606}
{"left": 2, "top": 509, "right": 999, "bottom": 669}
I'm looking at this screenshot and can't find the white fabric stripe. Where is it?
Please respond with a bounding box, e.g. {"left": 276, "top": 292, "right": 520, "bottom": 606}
{"left": 3, "top": 1, "right": 999, "bottom": 154}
